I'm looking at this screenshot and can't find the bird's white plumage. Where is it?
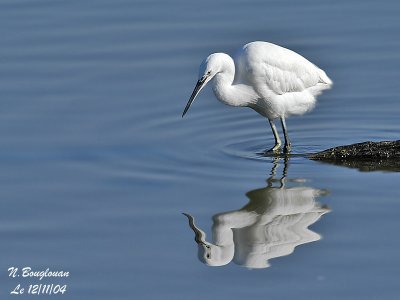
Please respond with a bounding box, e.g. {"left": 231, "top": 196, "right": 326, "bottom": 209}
{"left": 233, "top": 42, "right": 332, "bottom": 119}
{"left": 184, "top": 185, "right": 329, "bottom": 268}
{"left": 236, "top": 42, "right": 331, "bottom": 94}
{"left": 183, "top": 41, "right": 332, "bottom": 151}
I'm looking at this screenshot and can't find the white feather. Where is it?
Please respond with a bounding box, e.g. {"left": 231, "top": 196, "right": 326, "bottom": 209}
{"left": 184, "top": 41, "right": 333, "bottom": 150}
{"left": 234, "top": 41, "right": 332, "bottom": 118}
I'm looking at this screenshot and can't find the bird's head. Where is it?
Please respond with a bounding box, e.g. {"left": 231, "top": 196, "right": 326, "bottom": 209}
{"left": 197, "top": 242, "right": 234, "bottom": 267}
{"left": 183, "top": 212, "right": 234, "bottom": 266}
{"left": 182, "top": 53, "right": 226, "bottom": 117}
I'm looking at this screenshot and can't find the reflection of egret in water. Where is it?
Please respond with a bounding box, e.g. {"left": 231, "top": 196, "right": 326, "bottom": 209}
{"left": 184, "top": 159, "right": 330, "bottom": 268}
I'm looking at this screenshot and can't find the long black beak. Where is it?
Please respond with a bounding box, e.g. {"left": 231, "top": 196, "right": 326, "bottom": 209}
{"left": 182, "top": 213, "right": 207, "bottom": 245}
{"left": 182, "top": 77, "right": 207, "bottom": 117}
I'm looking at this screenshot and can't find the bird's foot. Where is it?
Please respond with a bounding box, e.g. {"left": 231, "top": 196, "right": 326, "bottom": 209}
{"left": 283, "top": 143, "right": 292, "bottom": 153}
{"left": 264, "top": 143, "right": 282, "bottom": 154}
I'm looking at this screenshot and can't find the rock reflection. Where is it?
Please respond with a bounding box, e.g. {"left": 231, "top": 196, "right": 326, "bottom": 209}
{"left": 184, "top": 160, "right": 330, "bottom": 268}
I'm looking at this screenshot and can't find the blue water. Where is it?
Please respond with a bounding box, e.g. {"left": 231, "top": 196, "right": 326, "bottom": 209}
{"left": 0, "top": 0, "right": 399, "bottom": 299}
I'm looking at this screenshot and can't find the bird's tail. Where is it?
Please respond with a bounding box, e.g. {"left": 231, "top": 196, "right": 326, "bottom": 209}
{"left": 317, "top": 68, "right": 333, "bottom": 86}
{"left": 307, "top": 68, "right": 332, "bottom": 97}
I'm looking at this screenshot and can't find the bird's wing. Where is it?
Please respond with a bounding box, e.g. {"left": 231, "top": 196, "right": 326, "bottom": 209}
{"left": 258, "top": 60, "right": 320, "bottom": 95}
{"left": 238, "top": 42, "right": 330, "bottom": 95}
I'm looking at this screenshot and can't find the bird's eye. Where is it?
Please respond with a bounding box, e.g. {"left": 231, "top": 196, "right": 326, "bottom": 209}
{"left": 207, "top": 71, "right": 211, "bottom": 75}
{"left": 206, "top": 254, "right": 210, "bottom": 258}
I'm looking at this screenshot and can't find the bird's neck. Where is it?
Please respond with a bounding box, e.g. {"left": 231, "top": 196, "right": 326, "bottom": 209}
{"left": 212, "top": 60, "right": 255, "bottom": 107}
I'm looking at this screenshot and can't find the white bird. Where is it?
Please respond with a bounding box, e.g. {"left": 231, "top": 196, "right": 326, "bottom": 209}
{"left": 183, "top": 182, "right": 329, "bottom": 268}
{"left": 182, "top": 41, "right": 332, "bottom": 152}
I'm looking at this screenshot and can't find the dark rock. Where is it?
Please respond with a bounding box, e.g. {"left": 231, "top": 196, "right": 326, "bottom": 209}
{"left": 309, "top": 140, "right": 400, "bottom": 172}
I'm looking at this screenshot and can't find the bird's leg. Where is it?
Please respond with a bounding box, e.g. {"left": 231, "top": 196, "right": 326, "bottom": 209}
{"left": 279, "top": 156, "right": 289, "bottom": 188}
{"left": 266, "top": 119, "right": 281, "bottom": 152}
{"left": 280, "top": 116, "right": 291, "bottom": 152}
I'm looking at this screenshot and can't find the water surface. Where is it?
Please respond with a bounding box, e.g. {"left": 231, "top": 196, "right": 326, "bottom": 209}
{"left": 0, "top": 0, "right": 399, "bottom": 299}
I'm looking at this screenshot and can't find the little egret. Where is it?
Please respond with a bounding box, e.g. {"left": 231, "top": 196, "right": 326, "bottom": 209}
{"left": 182, "top": 41, "right": 332, "bottom": 152}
